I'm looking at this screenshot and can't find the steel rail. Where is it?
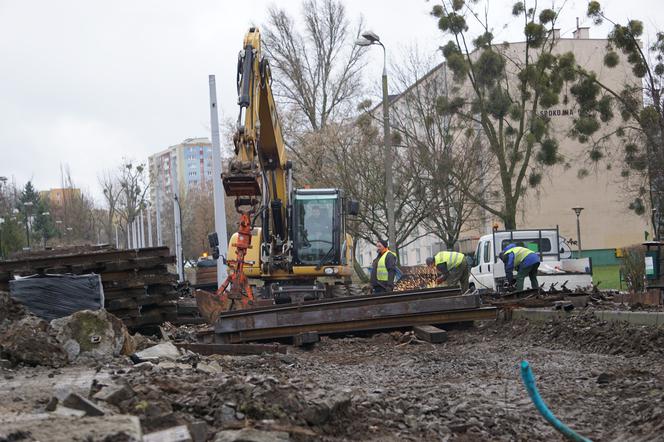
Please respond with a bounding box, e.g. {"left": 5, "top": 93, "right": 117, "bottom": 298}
{"left": 221, "top": 307, "right": 497, "bottom": 342}
{"left": 218, "top": 286, "right": 463, "bottom": 319}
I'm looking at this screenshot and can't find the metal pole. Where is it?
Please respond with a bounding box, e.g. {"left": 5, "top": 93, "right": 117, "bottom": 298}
{"left": 171, "top": 163, "right": 184, "bottom": 282}
{"left": 131, "top": 218, "right": 137, "bottom": 249}
{"left": 25, "top": 213, "right": 30, "bottom": 248}
{"left": 115, "top": 224, "right": 119, "bottom": 248}
{"left": 380, "top": 44, "right": 395, "bottom": 249}
{"left": 156, "top": 179, "right": 163, "bottom": 246}
{"left": 209, "top": 74, "right": 229, "bottom": 285}
{"left": 138, "top": 209, "right": 145, "bottom": 248}
{"left": 147, "top": 203, "right": 154, "bottom": 247}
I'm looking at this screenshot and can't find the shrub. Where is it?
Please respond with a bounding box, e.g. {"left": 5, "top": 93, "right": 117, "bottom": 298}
{"left": 620, "top": 245, "right": 646, "bottom": 293}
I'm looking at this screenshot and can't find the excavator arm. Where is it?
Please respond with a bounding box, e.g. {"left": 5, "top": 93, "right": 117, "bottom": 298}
{"left": 226, "top": 27, "right": 292, "bottom": 260}
{"left": 196, "top": 27, "right": 293, "bottom": 320}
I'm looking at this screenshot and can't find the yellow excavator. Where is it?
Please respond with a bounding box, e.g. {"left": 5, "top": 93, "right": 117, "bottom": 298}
{"left": 195, "top": 27, "right": 359, "bottom": 322}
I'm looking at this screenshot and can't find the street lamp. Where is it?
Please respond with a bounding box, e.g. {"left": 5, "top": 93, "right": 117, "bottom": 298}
{"left": 572, "top": 207, "right": 584, "bottom": 256}
{"left": 356, "top": 30, "right": 396, "bottom": 250}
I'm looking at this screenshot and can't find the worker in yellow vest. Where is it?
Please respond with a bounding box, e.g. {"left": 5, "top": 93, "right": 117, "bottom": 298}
{"left": 499, "top": 243, "right": 541, "bottom": 291}
{"left": 426, "top": 250, "right": 469, "bottom": 292}
{"left": 370, "top": 239, "right": 398, "bottom": 294}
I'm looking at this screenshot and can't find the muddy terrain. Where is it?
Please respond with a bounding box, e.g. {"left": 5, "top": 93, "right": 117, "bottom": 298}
{"left": 2, "top": 306, "right": 663, "bottom": 441}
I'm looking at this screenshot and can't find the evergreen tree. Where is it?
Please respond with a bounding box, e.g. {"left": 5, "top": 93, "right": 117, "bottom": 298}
{"left": 430, "top": 0, "right": 577, "bottom": 229}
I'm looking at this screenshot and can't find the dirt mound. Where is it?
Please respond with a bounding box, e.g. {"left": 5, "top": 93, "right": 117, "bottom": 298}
{"left": 479, "top": 311, "right": 664, "bottom": 357}
{"left": 0, "top": 315, "right": 69, "bottom": 367}
{"left": 0, "top": 291, "right": 28, "bottom": 328}
{"left": 0, "top": 291, "right": 133, "bottom": 367}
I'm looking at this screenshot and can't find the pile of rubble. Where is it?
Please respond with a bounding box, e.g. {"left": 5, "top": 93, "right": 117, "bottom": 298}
{"left": 479, "top": 309, "right": 664, "bottom": 357}
{"left": 0, "top": 291, "right": 134, "bottom": 367}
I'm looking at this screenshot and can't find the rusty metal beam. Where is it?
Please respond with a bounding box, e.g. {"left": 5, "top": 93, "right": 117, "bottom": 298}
{"left": 218, "top": 286, "right": 463, "bottom": 320}
{"left": 222, "top": 307, "right": 497, "bottom": 343}
{"left": 216, "top": 293, "right": 479, "bottom": 333}
{"left": 176, "top": 343, "right": 287, "bottom": 355}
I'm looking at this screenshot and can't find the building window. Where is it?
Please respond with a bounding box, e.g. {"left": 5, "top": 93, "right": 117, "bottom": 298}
{"left": 402, "top": 253, "right": 409, "bottom": 266}
{"left": 416, "top": 248, "right": 421, "bottom": 264}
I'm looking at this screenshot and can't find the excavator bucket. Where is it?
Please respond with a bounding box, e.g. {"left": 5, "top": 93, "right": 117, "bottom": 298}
{"left": 195, "top": 289, "right": 232, "bottom": 324}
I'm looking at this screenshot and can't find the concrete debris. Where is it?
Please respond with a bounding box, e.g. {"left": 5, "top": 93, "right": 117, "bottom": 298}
{"left": 131, "top": 361, "right": 155, "bottom": 371}
{"left": 213, "top": 428, "right": 290, "bottom": 442}
{"left": 196, "top": 361, "right": 223, "bottom": 374}
{"left": 143, "top": 424, "right": 192, "bottom": 442}
{"left": 134, "top": 342, "right": 181, "bottom": 361}
{"left": 92, "top": 383, "right": 136, "bottom": 405}
{"left": 54, "top": 404, "right": 87, "bottom": 417}
{"left": 302, "top": 389, "right": 351, "bottom": 425}
{"left": 50, "top": 309, "right": 134, "bottom": 362}
{"left": 61, "top": 391, "right": 105, "bottom": 416}
{"left": 0, "top": 413, "right": 142, "bottom": 442}
{"left": 187, "top": 421, "right": 208, "bottom": 442}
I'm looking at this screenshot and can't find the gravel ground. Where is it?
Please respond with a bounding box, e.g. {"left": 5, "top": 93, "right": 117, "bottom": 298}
{"left": 3, "top": 313, "right": 664, "bottom": 441}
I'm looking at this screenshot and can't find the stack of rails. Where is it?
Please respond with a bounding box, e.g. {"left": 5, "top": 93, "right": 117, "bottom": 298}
{"left": 0, "top": 246, "right": 192, "bottom": 331}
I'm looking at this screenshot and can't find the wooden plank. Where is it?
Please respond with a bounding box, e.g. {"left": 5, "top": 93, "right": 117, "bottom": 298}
{"left": 413, "top": 325, "right": 448, "bottom": 343}
{"left": 0, "top": 247, "right": 172, "bottom": 272}
{"left": 292, "top": 331, "right": 319, "bottom": 347}
{"left": 102, "top": 273, "right": 176, "bottom": 290}
{"left": 177, "top": 343, "right": 287, "bottom": 355}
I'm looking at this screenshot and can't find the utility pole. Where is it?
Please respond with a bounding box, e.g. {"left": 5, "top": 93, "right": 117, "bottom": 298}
{"left": 156, "top": 178, "right": 163, "bottom": 246}
{"left": 115, "top": 224, "right": 119, "bottom": 248}
{"left": 139, "top": 209, "right": 145, "bottom": 248}
{"left": 209, "top": 74, "right": 229, "bottom": 285}
{"left": 147, "top": 202, "right": 153, "bottom": 247}
{"left": 171, "top": 165, "right": 184, "bottom": 282}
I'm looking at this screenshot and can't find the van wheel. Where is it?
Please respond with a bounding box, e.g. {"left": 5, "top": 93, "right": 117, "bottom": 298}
{"left": 469, "top": 283, "right": 475, "bottom": 292}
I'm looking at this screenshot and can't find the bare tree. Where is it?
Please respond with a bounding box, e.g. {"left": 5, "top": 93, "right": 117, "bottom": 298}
{"left": 430, "top": 1, "right": 578, "bottom": 229}
{"left": 262, "top": 0, "right": 366, "bottom": 137}
{"left": 389, "top": 48, "right": 479, "bottom": 249}
{"left": 115, "top": 160, "right": 150, "bottom": 244}
{"left": 99, "top": 170, "right": 122, "bottom": 244}
{"left": 297, "top": 118, "right": 431, "bottom": 252}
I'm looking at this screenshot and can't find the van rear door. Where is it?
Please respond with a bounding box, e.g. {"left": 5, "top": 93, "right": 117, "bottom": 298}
{"left": 471, "top": 239, "right": 495, "bottom": 291}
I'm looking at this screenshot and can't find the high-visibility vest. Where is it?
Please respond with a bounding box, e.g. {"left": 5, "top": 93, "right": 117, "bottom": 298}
{"left": 503, "top": 246, "right": 535, "bottom": 266}
{"left": 434, "top": 251, "right": 465, "bottom": 269}
{"left": 377, "top": 250, "right": 397, "bottom": 281}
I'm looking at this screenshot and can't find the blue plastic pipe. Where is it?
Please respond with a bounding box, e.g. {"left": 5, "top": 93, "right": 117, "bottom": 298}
{"left": 520, "top": 360, "right": 592, "bottom": 442}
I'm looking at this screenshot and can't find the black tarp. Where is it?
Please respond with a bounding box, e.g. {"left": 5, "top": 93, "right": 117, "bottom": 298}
{"left": 9, "top": 274, "right": 104, "bottom": 321}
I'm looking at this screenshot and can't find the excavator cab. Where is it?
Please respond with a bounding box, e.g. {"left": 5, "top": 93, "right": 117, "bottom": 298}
{"left": 292, "top": 189, "right": 341, "bottom": 266}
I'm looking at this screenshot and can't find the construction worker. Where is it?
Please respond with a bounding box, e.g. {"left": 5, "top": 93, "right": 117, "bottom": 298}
{"left": 499, "top": 243, "right": 540, "bottom": 291}
{"left": 426, "top": 250, "right": 469, "bottom": 292}
{"left": 370, "top": 239, "right": 397, "bottom": 294}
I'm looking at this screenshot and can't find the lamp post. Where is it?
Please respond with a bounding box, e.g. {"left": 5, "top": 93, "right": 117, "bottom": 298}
{"left": 356, "top": 31, "right": 395, "bottom": 249}
{"left": 572, "top": 207, "right": 584, "bottom": 256}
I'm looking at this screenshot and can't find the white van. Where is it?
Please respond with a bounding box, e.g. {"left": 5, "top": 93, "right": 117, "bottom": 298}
{"left": 469, "top": 228, "right": 593, "bottom": 293}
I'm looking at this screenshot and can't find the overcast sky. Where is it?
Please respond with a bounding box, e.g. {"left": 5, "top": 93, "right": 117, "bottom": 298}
{"left": 1, "top": 0, "right": 661, "bottom": 202}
